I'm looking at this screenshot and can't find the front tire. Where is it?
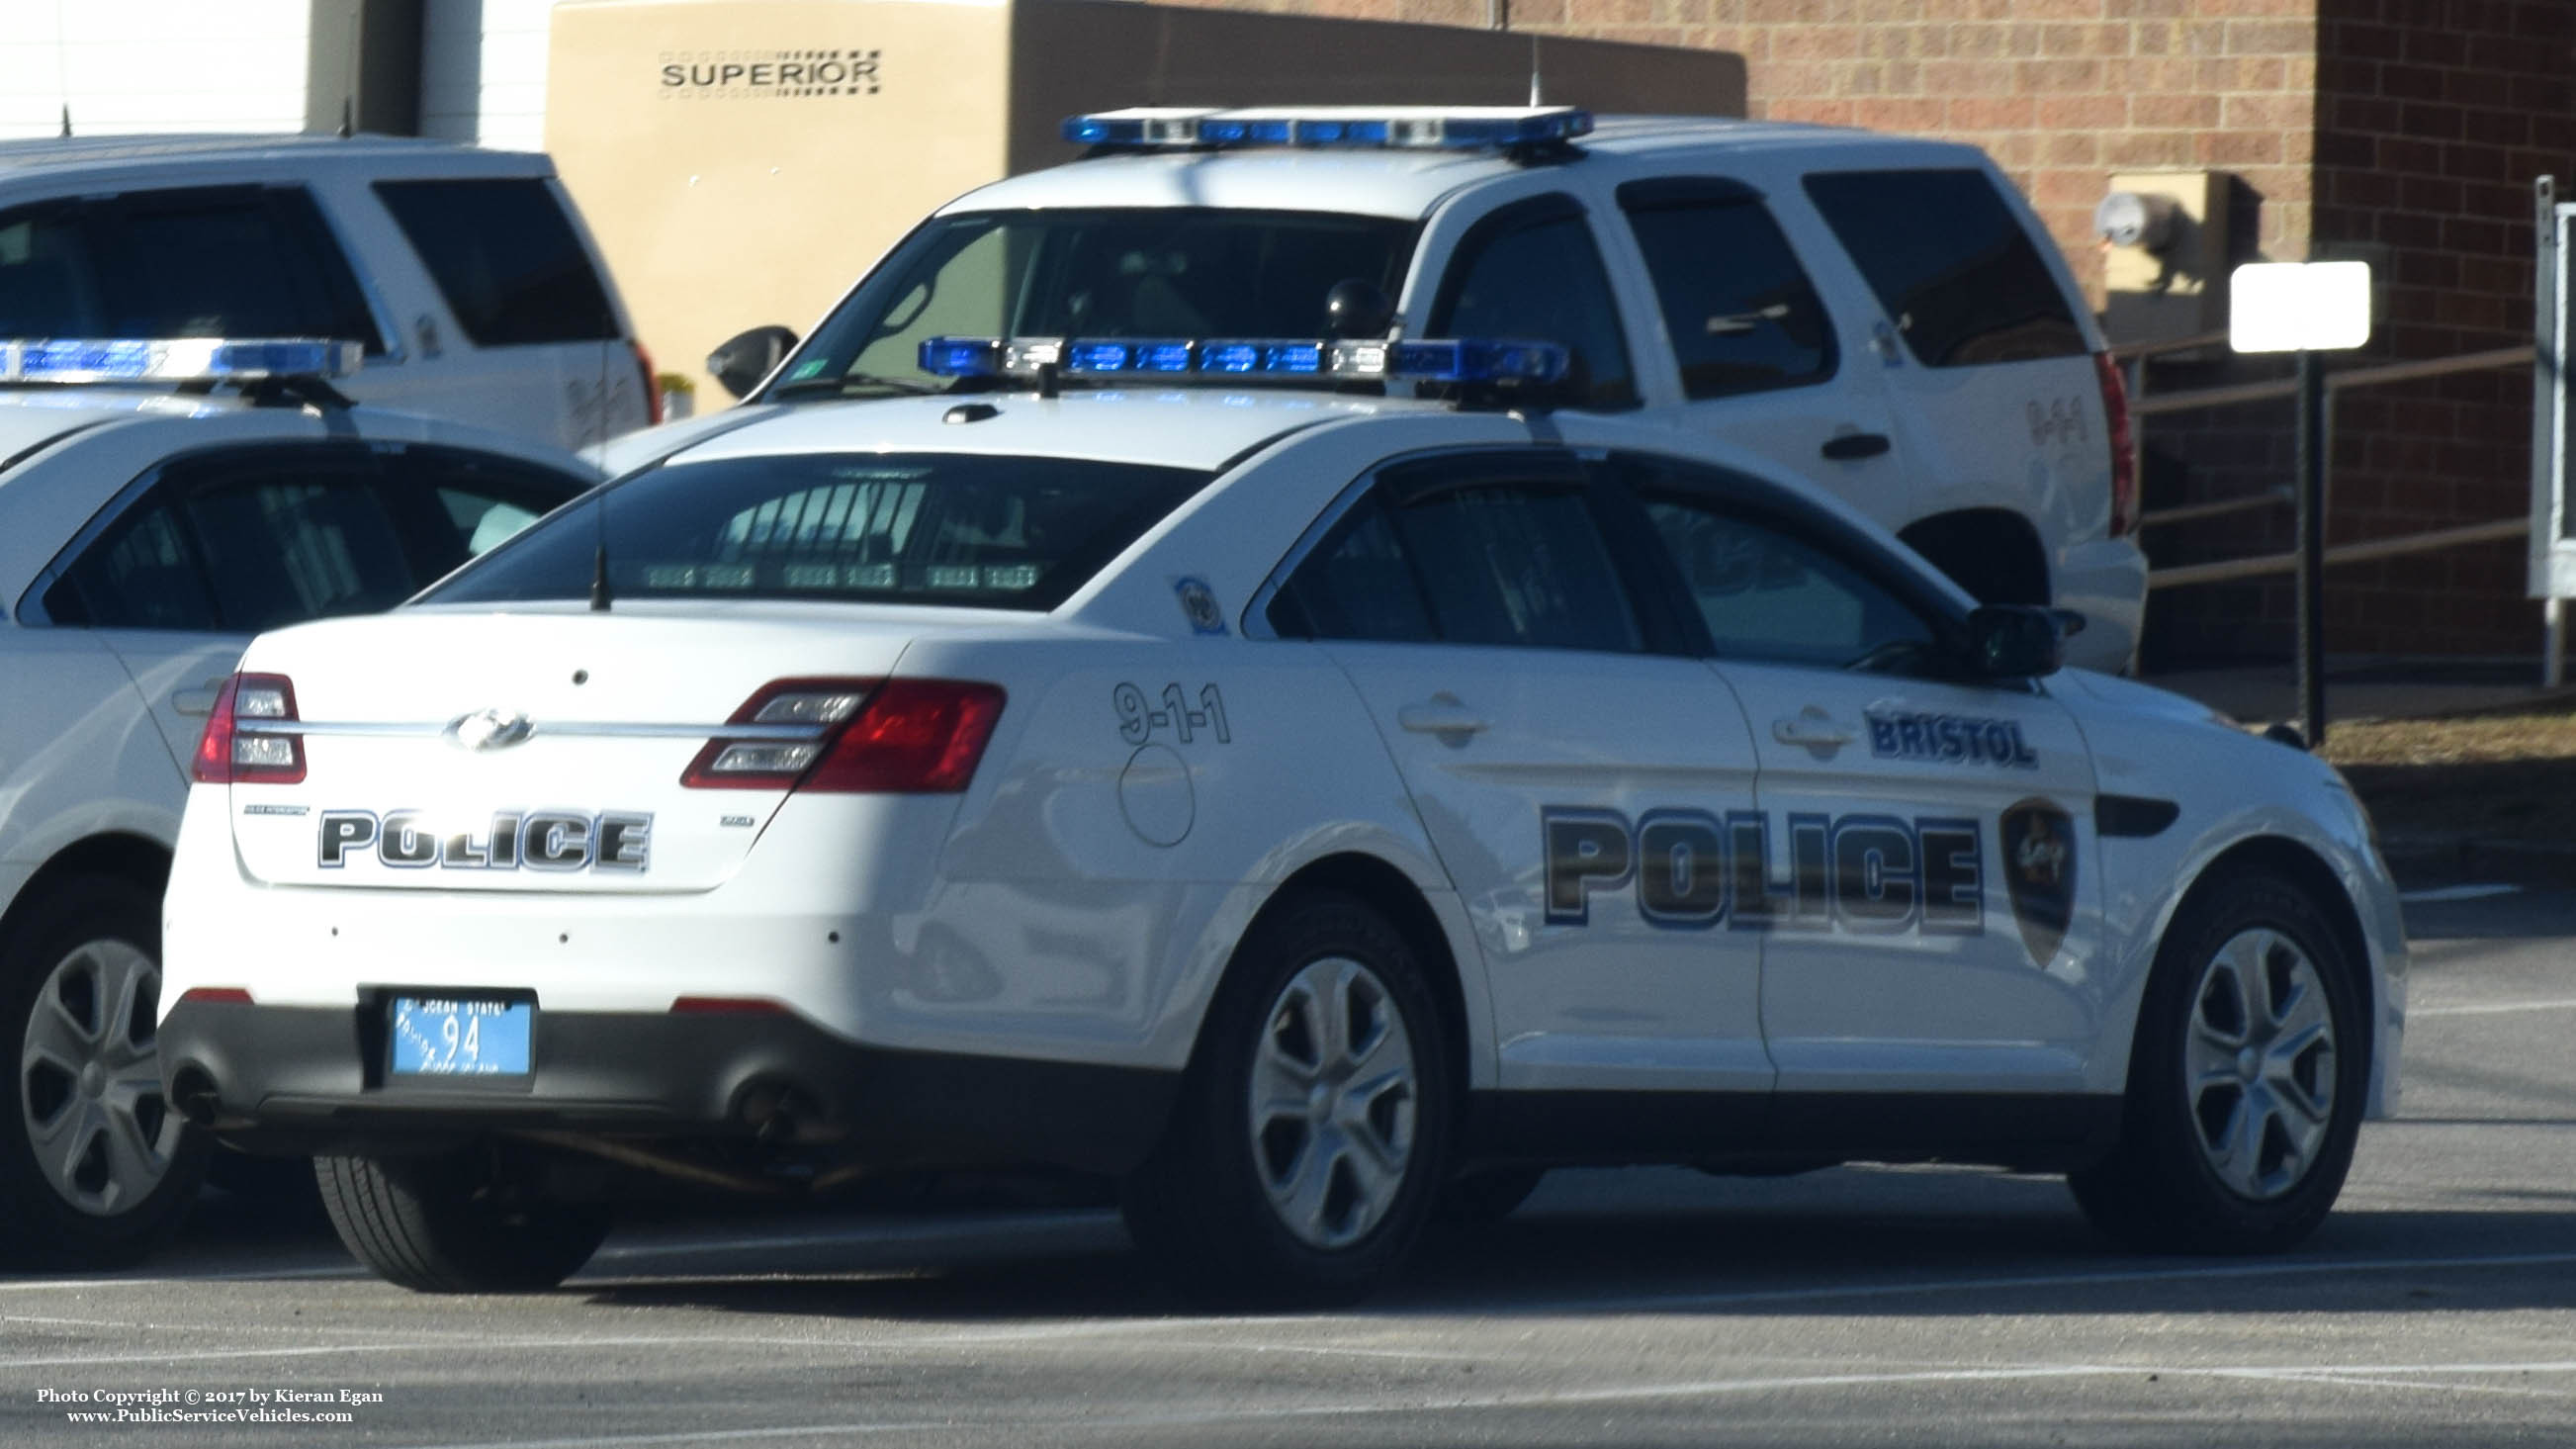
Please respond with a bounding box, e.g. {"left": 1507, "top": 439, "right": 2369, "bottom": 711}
{"left": 1121, "top": 891, "right": 1453, "bottom": 1303}
{"left": 2070, "top": 872, "right": 2366, "bottom": 1253}
{"left": 0, "top": 876, "right": 208, "bottom": 1268}
{"left": 316, "top": 1150, "right": 610, "bottom": 1292}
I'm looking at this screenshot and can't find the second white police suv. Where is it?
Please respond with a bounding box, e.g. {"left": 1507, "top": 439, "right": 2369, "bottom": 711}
{"left": 683, "top": 103, "right": 2147, "bottom": 674}
{"left": 161, "top": 114, "right": 2401, "bottom": 1302}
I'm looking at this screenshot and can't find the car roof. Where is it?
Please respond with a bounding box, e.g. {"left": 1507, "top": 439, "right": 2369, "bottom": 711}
{"left": 0, "top": 133, "right": 553, "bottom": 186}
{"left": 662, "top": 390, "right": 1454, "bottom": 473}
{"left": 940, "top": 115, "right": 1986, "bottom": 220}
{"left": 0, "top": 388, "right": 257, "bottom": 469}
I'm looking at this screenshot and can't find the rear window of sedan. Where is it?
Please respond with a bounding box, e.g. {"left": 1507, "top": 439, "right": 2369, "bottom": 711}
{"left": 418, "top": 452, "right": 1213, "bottom": 611}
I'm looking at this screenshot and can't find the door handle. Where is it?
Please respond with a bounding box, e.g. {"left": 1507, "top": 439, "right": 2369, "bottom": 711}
{"left": 1772, "top": 711, "right": 1854, "bottom": 749}
{"left": 1398, "top": 694, "right": 1489, "bottom": 737}
{"left": 1821, "top": 431, "right": 1892, "bottom": 461}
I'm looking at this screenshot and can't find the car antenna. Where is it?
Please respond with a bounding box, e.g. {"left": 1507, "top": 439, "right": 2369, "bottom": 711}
{"left": 1528, "top": 37, "right": 1543, "bottom": 106}
{"left": 58, "top": 105, "right": 71, "bottom": 138}
{"left": 589, "top": 504, "right": 612, "bottom": 611}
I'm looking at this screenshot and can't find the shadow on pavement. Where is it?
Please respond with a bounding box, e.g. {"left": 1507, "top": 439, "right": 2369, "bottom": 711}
{"left": 566, "top": 1183, "right": 2576, "bottom": 1325}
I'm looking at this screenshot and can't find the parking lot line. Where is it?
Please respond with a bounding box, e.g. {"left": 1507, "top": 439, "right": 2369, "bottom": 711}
{"left": 2412, "top": 997, "right": 2576, "bottom": 1018}
{"left": 2398, "top": 884, "right": 2523, "bottom": 904}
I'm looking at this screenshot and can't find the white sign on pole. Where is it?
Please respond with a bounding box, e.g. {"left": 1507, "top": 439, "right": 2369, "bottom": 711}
{"left": 2229, "top": 261, "right": 2373, "bottom": 353}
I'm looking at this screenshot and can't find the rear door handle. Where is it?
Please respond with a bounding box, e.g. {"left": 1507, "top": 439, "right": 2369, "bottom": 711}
{"left": 1821, "top": 431, "right": 1892, "bottom": 461}
{"left": 1772, "top": 712, "right": 1854, "bottom": 749}
{"left": 1398, "top": 694, "right": 1489, "bottom": 737}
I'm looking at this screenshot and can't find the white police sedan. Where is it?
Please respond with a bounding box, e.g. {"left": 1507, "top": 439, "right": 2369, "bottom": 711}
{"left": 158, "top": 335, "right": 2404, "bottom": 1300}
{"left": 0, "top": 338, "right": 596, "bottom": 1266}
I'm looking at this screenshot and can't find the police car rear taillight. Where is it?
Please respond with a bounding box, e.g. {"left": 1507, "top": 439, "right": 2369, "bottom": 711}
{"left": 176, "top": 987, "right": 254, "bottom": 1006}
{"left": 683, "top": 679, "right": 1006, "bottom": 794}
{"left": 2095, "top": 351, "right": 2140, "bottom": 537}
{"left": 192, "top": 673, "right": 306, "bottom": 785}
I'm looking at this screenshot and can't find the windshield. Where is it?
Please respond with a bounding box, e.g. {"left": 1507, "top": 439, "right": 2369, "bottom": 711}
{"left": 419, "top": 452, "right": 1215, "bottom": 611}
{"left": 765, "top": 209, "right": 1418, "bottom": 398}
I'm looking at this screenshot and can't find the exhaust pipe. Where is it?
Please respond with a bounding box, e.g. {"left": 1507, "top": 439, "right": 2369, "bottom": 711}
{"left": 168, "top": 1064, "right": 221, "bottom": 1128}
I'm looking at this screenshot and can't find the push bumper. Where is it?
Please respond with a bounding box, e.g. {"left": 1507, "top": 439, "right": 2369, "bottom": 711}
{"left": 158, "top": 997, "right": 1177, "bottom": 1175}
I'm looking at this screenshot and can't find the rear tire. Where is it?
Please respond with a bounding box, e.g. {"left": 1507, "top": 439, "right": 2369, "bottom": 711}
{"left": 0, "top": 876, "right": 208, "bottom": 1269}
{"left": 2070, "top": 872, "right": 2366, "bottom": 1254}
{"left": 316, "top": 1150, "right": 609, "bottom": 1292}
{"left": 1121, "top": 891, "right": 1452, "bottom": 1304}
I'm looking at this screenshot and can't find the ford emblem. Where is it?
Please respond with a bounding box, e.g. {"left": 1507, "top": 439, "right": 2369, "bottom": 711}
{"left": 446, "top": 708, "right": 535, "bottom": 753}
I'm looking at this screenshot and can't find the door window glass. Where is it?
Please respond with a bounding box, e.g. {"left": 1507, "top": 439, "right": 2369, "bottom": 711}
{"left": 1803, "top": 169, "right": 2086, "bottom": 367}
{"left": 182, "top": 474, "right": 416, "bottom": 632}
{"left": 395, "top": 446, "right": 590, "bottom": 576}
{"left": 1275, "top": 465, "right": 1642, "bottom": 654}
{"left": 373, "top": 179, "right": 618, "bottom": 345}
{"left": 1640, "top": 492, "right": 1939, "bottom": 672}
{"left": 44, "top": 505, "right": 219, "bottom": 630}
{"left": 1620, "top": 186, "right": 1834, "bottom": 398}
{"left": 43, "top": 449, "right": 418, "bottom": 633}
{"left": 1430, "top": 201, "right": 1637, "bottom": 409}
{"left": 0, "top": 188, "right": 381, "bottom": 349}
{"left": 1267, "top": 496, "right": 1435, "bottom": 643}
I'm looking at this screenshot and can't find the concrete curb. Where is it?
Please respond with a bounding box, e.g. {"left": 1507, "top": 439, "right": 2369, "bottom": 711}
{"left": 2379, "top": 833, "right": 2576, "bottom": 885}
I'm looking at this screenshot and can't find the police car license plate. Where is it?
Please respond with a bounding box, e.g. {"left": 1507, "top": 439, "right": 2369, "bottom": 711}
{"left": 390, "top": 996, "right": 533, "bottom": 1077}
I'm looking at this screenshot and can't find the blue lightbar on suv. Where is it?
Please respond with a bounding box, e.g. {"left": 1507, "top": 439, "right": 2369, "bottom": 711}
{"left": 0, "top": 337, "right": 363, "bottom": 384}
{"left": 1061, "top": 106, "right": 1594, "bottom": 152}
{"left": 918, "top": 335, "right": 1568, "bottom": 386}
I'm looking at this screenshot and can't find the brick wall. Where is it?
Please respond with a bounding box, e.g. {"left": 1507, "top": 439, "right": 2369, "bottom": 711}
{"left": 2147, "top": 0, "right": 2569, "bottom": 662}
{"left": 1690, "top": 0, "right": 2323, "bottom": 310}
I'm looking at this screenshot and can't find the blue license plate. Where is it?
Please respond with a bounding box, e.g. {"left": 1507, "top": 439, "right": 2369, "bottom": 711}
{"left": 390, "top": 996, "right": 533, "bottom": 1077}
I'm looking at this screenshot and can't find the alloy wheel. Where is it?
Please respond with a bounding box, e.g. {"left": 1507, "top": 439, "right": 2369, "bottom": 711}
{"left": 1246, "top": 955, "right": 1419, "bottom": 1249}
{"left": 2181, "top": 927, "right": 2337, "bottom": 1202}
{"left": 18, "top": 939, "right": 179, "bottom": 1217}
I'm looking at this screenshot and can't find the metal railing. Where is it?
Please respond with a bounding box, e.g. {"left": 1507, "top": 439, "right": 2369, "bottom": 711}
{"left": 2115, "top": 337, "right": 2536, "bottom": 590}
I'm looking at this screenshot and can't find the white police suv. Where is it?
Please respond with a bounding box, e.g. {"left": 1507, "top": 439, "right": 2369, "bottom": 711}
{"left": 696, "top": 105, "right": 2146, "bottom": 674}
{"left": 158, "top": 324, "right": 2402, "bottom": 1300}
{"left": 0, "top": 135, "right": 659, "bottom": 452}
{"left": 0, "top": 338, "right": 598, "bottom": 1266}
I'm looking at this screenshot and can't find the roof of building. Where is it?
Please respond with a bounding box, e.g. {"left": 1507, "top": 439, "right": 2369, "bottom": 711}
{"left": 0, "top": 133, "right": 552, "bottom": 182}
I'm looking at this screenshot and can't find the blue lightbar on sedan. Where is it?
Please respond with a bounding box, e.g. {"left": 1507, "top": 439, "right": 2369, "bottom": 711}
{"left": 0, "top": 337, "right": 363, "bottom": 384}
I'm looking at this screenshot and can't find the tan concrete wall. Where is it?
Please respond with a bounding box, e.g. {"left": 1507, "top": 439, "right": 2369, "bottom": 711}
{"left": 547, "top": 0, "right": 1014, "bottom": 403}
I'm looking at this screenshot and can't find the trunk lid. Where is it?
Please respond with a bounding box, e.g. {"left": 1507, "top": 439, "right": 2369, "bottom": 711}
{"left": 222, "top": 605, "right": 945, "bottom": 893}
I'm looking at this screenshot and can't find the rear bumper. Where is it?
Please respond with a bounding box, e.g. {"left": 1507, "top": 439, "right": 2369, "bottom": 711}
{"left": 2053, "top": 535, "right": 2148, "bottom": 675}
{"left": 157, "top": 997, "right": 1177, "bottom": 1175}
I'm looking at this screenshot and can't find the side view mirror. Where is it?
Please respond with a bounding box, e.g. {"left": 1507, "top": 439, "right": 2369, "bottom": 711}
{"left": 707, "top": 325, "right": 800, "bottom": 400}
{"left": 1967, "top": 603, "right": 2064, "bottom": 680}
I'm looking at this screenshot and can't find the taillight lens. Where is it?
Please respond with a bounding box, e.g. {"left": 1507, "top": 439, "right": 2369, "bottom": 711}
{"left": 176, "top": 986, "right": 255, "bottom": 1006}
{"left": 192, "top": 673, "right": 306, "bottom": 784}
{"left": 682, "top": 678, "right": 1005, "bottom": 794}
{"left": 2094, "top": 350, "right": 2139, "bottom": 537}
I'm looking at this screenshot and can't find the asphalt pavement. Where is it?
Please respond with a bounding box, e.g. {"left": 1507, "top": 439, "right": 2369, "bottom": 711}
{"left": 9, "top": 879, "right": 2576, "bottom": 1446}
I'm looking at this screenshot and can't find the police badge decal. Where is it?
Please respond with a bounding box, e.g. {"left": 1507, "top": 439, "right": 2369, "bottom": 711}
{"left": 1999, "top": 798, "right": 2076, "bottom": 965}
